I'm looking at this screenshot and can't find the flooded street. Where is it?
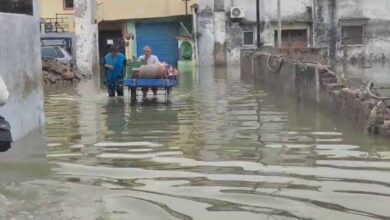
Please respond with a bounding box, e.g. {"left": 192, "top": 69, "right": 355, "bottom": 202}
{"left": 1, "top": 66, "right": 390, "bottom": 220}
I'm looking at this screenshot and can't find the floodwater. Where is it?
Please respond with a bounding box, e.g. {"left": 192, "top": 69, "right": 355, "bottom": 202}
{"left": 1, "top": 66, "right": 390, "bottom": 220}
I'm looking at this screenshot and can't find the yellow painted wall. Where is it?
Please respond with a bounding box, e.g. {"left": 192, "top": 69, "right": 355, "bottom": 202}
{"left": 97, "top": 0, "right": 197, "bottom": 21}
{"left": 40, "top": 0, "right": 74, "bottom": 18}
{"left": 40, "top": 0, "right": 75, "bottom": 32}
{"left": 40, "top": 0, "right": 198, "bottom": 32}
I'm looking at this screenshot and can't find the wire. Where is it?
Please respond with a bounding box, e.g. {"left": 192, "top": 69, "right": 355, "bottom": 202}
{"left": 266, "top": 54, "right": 284, "bottom": 73}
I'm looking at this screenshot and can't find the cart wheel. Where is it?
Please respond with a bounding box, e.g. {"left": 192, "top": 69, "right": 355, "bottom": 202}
{"left": 165, "top": 88, "right": 171, "bottom": 104}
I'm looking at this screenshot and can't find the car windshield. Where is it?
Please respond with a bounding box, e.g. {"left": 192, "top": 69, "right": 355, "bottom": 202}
{"left": 41, "top": 47, "right": 58, "bottom": 58}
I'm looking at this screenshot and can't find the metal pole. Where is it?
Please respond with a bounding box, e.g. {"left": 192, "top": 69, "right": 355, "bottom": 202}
{"left": 277, "top": 0, "right": 282, "bottom": 48}
{"left": 183, "top": 0, "right": 190, "bottom": 15}
{"left": 192, "top": 7, "right": 199, "bottom": 68}
{"left": 256, "top": 0, "right": 261, "bottom": 48}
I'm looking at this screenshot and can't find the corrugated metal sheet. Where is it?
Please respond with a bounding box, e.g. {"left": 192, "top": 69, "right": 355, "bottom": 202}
{"left": 136, "top": 22, "right": 179, "bottom": 66}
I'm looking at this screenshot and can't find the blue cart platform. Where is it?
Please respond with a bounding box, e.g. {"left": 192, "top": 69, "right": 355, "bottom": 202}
{"left": 123, "top": 78, "right": 178, "bottom": 103}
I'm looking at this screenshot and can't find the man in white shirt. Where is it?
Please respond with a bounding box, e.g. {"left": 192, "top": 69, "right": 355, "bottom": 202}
{"left": 138, "top": 46, "right": 160, "bottom": 97}
{"left": 138, "top": 46, "right": 160, "bottom": 65}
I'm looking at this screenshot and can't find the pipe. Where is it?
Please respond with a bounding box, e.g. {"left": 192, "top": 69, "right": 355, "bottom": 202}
{"left": 277, "top": 0, "right": 282, "bottom": 48}
{"left": 183, "top": 0, "right": 190, "bottom": 15}
{"left": 311, "top": 0, "right": 315, "bottom": 47}
{"left": 256, "top": 0, "right": 261, "bottom": 48}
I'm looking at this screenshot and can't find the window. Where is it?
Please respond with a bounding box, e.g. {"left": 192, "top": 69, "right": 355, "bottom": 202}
{"left": 42, "top": 47, "right": 59, "bottom": 58}
{"left": 0, "top": 0, "right": 33, "bottom": 15}
{"left": 55, "top": 48, "right": 65, "bottom": 58}
{"left": 274, "top": 29, "right": 307, "bottom": 48}
{"left": 341, "top": 25, "right": 364, "bottom": 45}
{"left": 243, "top": 31, "right": 254, "bottom": 46}
{"left": 64, "top": 0, "right": 74, "bottom": 9}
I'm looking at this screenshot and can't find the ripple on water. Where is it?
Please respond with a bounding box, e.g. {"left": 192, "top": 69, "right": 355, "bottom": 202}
{"left": 8, "top": 78, "right": 389, "bottom": 219}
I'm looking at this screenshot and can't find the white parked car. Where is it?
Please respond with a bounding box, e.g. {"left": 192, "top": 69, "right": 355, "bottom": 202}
{"left": 41, "top": 46, "right": 72, "bottom": 66}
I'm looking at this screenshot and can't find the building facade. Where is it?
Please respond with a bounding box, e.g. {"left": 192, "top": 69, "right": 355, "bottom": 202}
{"left": 41, "top": 0, "right": 197, "bottom": 71}
{"left": 40, "top": 0, "right": 99, "bottom": 76}
{"left": 197, "top": 0, "right": 390, "bottom": 65}
{"left": 40, "top": 0, "right": 76, "bottom": 63}
{"left": 40, "top": 0, "right": 75, "bottom": 33}
{"left": 97, "top": 0, "right": 197, "bottom": 67}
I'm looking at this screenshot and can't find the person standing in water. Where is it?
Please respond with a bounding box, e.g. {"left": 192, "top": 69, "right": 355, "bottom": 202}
{"left": 104, "top": 46, "right": 126, "bottom": 97}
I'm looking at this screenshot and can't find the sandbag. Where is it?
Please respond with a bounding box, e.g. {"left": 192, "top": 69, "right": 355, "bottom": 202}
{"left": 138, "top": 64, "right": 167, "bottom": 79}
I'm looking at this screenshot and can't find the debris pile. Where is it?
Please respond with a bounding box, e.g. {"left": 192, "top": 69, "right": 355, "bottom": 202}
{"left": 42, "top": 60, "right": 82, "bottom": 84}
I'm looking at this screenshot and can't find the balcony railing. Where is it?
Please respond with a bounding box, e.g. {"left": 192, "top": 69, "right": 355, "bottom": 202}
{"left": 41, "top": 14, "right": 74, "bottom": 33}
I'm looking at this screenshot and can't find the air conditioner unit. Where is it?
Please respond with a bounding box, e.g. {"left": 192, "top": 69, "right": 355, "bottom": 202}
{"left": 230, "top": 7, "right": 245, "bottom": 18}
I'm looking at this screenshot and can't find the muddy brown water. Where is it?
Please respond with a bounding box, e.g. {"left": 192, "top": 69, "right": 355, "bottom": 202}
{"left": 1, "top": 66, "right": 390, "bottom": 220}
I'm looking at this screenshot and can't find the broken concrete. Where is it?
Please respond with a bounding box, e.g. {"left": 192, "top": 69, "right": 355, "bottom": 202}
{"left": 42, "top": 60, "right": 83, "bottom": 84}
{"left": 241, "top": 49, "right": 390, "bottom": 138}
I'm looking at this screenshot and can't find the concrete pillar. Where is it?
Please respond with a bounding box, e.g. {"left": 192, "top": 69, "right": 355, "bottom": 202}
{"left": 75, "top": 0, "right": 99, "bottom": 76}
{"left": 313, "top": 0, "right": 337, "bottom": 66}
{"left": 214, "top": 0, "right": 227, "bottom": 66}
{"left": 312, "top": 0, "right": 330, "bottom": 48}
{"left": 197, "top": 0, "right": 215, "bottom": 66}
{"left": 328, "top": 0, "right": 338, "bottom": 67}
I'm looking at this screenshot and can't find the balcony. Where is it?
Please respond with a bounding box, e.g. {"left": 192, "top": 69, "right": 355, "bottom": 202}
{"left": 41, "top": 14, "right": 74, "bottom": 33}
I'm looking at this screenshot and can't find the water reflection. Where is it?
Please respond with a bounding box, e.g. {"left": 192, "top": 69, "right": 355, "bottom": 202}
{"left": 0, "top": 128, "right": 52, "bottom": 220}
{"left": 104, "top": 98, "right": 126, "bottom": 140}
{"left": 2, "top": 66, "right": 390, "bottom": 219}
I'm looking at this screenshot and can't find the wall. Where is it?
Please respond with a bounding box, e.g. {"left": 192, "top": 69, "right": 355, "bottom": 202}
{"left": 261, "top": 47, "right": 329, "bottom": 64}
{"left": 241, "top": 49, "right": 390, "bottom": 138}
{"left": 0, "top": 0, "right": 45, "bottom": 140}
{"left": 241, "top": 50, "right": 320, "bottom": 103}
{"left": 338, "top": 0, "right": 363, "bottom": 17}
{"left": 98, "top": 0, "right": 197, "bottom": 21}
{"left": 228, "top": 0, "right": 312, "bottom": 22}
{"left": 40, "top": 0, "right": 74, "bottom": 17}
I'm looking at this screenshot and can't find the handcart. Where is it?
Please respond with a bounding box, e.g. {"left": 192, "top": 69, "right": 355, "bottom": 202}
{"left": 123, "top": 78, "right": 178, "bottom": 103}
